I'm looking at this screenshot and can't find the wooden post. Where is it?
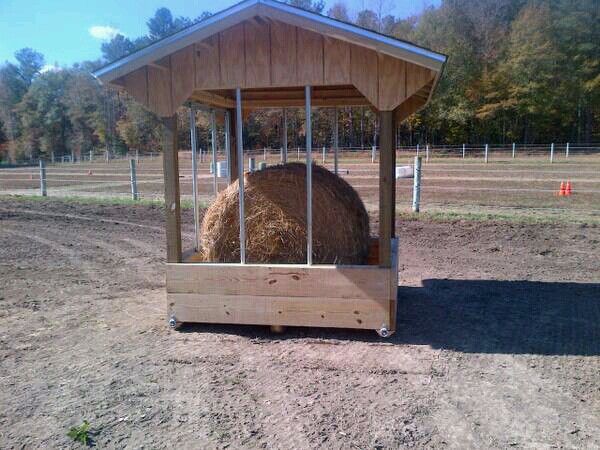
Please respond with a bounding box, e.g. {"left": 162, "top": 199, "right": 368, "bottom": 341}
{"left": 227, "top": 108, "right": 238, "bottom": 183}
{"left": 39, "top": 160, "right": 47, "bottom": 197}
{"left": 161, "top": 115, "right": 182, "bottom": 263}
{"left": 378, "top": 111, "right": 396, "bottom": 268}
{"left": 129, "top": 159, "right": 138, "bottom": 200}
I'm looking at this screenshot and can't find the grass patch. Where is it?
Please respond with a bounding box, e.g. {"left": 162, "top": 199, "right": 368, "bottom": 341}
{"left": 397, "top": 209, "right": 599, "bottom": 225}
{"left": 0, "top": 194, "right": 200, "bottom": 209}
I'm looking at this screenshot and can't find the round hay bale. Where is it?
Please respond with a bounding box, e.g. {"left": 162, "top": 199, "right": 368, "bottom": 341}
{"left": 200, "top": 162, "right": 369, "bottom": 264}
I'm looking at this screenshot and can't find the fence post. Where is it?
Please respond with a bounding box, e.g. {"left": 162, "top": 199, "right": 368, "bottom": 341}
{"left": 89, "top": 150, "right": 93, "bottom": 162}
{"left": 39, "top": 160, "right": 47, "bottom": 197}
{"left": 426, "top": 144, "right": 429, "bottom": 163}
{"left": 135, "top": 148, "right": 139, "bottom": 163}
{"left": 51, "top": 151, "right": 55, "bottom": 164}
{"left": 550, "top": 143, "right": 554, "bottom": 163}
{"left": 371, "top": 145, "right": 376, "bottom": 163}
{"left": 512, "top": 142, "right": 515, "bottom": 159}
{"left": 416, "top": 143, "right": 419, "bottom": 157}
{"left": 322, "top": 146, "right": 326, "bottom": 164}
{"left": 566, "top": 142, "right": 569, "bottom": 158}
{"left": 462, "top": 143, "right": 466, "bottom": 159}
{"left": 105, "top": 150, "right": 109, "bottom": 163}
{"left": 249, "top": 157, "right": 256, "bottom": 172}
{"left": 71, "top": 150, "right": 75, "bottom": 164}
{"left": 297, "top": 147, "right": 300, "bottom": 161}
{"left": 263, "top": 147, "right": 266, "bottom": 161}
{"left": 484, "top": 144, "right": 489, "bottom": 163}
{"left": 412, "top": 156, "right": 422, "bottom": 213}
{"left": 129, "top": 159, "right": 138, "bottom": 200}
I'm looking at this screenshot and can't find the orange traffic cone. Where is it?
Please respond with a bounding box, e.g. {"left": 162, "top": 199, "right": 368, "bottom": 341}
{"left": 565, "top": 181, "right": 572, "bottom": 196}
{"left": 558, "top": 181, "right": 566, "bottom": 196}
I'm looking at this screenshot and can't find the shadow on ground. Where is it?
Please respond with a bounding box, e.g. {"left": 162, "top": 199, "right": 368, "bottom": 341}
{"left": 179, "top": 279, "right": 600, "bottom": 356}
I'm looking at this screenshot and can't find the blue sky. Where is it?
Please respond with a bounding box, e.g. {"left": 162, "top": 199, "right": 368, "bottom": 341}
{"left": 0, "top": 0, "right": 437, "bottom": 68}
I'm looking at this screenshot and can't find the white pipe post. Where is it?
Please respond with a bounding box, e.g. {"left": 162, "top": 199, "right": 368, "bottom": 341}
{"left": 129, "top": 159, "right": 138, "bottom": 200}
{"left": 550, "top": 143, "right": 554, "bottom": 163}
{"left": 224, "top": 110, "right": 232, "bottom": 185}
{"left": 105, "top": 150, "right": 109, "bottom": 163}
{"left": 566, "top": 142, "right": 570, "bottom": 158}
{"left": 322, "top": 146, "right": 326, "bottom": 164}
{"left": 333, "top": 107, "right": 339, "bottom": 175}
{"left": 484, "top": 144, "right": 489, "bottom": 163}
{"left": 71, "top": 150, "right": 75, "bottom": 164}
{"left": 412, "top": 156, "right": 422, "bottom": 213}
{"left": 371, "top": 145, "right": 376, "bottom": 163}
{"left": 426, "top": 144, "right": 429, "bottom": 163}
{"left": 512, "top": 142, "right": 516, "bottom": 159}
{"left": 305, "top": 86, "right": 313, "bottom": 266}
{"left": 297, "top": 147, "right": 300, "bottom": 160}
{"left": 282, "top": 108, "right": 288, "bottom": 164}
{"left": 210, "top": 109, "right": 218, "bottom": 197}
{"left": 462, "top": 143, "right": 466, "bottom": 159}
{"left": 235, "top": 88, "right": 246, "bottom": 264}
{"left": 89, "top": 150, "right": 93, "bottom": 162}
{"left": 263, "top": 147, "right": 266, "bottom": 161}
{"left": 189, "top": 107, "right": 200, "bottom": 250}
{"left": 51, "top": 151, "right": 55, "bottom": 164}
{"left": 39, "top": 160, "right": 47, "bottom": 197}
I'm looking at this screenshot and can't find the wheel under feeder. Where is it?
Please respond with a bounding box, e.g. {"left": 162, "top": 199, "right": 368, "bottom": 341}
{"left": 93, "top": 0, "right": 446, "bottom": 336}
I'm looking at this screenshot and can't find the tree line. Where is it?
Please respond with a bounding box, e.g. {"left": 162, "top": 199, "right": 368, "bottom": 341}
{"left": 0, "top": 0, "right": 598, "bottom": 163}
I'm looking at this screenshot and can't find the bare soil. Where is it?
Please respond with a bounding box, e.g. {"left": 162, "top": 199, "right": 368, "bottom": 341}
{"left": 0, "top": 198, "right": 599, "bottom": 449}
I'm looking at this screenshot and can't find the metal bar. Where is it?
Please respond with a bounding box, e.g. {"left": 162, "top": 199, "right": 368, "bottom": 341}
{"left": 322, "top": 146, "right": 326, "bottom": 164}
{"left": 333, "top": 107, "right": 339, "bottom": 175}
{"left": 512, "top": 142, "right": 516, "bottom": 159}
{"left": 39, "top": 160, "right": 47, "bottom": 197}
{"left": 129, "top": 159, "right": 138, "bottom": 200}
{"left": 305, "top": 86, "right": 313, "bottom": 266}
{"left": 224, "top": 110, "right": 232, "bottom": 184}
{"left": 462, "top": 143, "right": 465, "bottom": 159}
{"left": 371, "top": 145, "right": 376, "bottom": 163}
{"left": 210, "top": 109, "right": 218, "bottom": 197}
{"left": 282, "top": 108, "right": 288, "bottom": 164}
{"left": 484, "top": 144, "right": 489, "bottom": 163}
{"left": 566, "top": 142, "right": 570, "bottom": 158}
{"left": 550, "top": 143, "right": 554, "bottom": 163}
{"left": 412, "top": 156, "right": 422, "bottom": 212}
{"left": 426, "top": 144, "right": 429, "bottom": 163}
{"left": 235, "top": 88, "right": 246, "bottom": 264}
{"left": 189, "top": 106, "right": 200, "bottom": 251}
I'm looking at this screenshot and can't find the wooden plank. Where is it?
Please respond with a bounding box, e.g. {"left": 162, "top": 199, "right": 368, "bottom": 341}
{"left": 378, "top": 54, "right": 406, "bottom": 111}
{"left": 168, "top": 293, "right": 390, "bottom": 329}
{"left": 244, "top": 20, "right": 271, "bottom": 87}
{"left": 170, "top": 45, "right": 195, "bottom": 109}
{"left": 389, "top": 238, "right": 399, "bottom": 331}
{"left": 121, "top": 66, "right": 148, "bottom": 106}
{"left": 296, "top": 27, "right": 324, "bottom": 86}
{"left": 378, "top": 110, "right": 396, "bottom": 267}
{"left": 351, "top": 44, "right": 378, "bottom": 107}
{"left": 161, "top": 116, "right": 182, "bottom": 263}
{"left": 189, "top": 90, "right": 235, "bottom": 109}
{"left": 240, "top": 97, "right": 370, "bottom": 108}
{"left": 166, "top": 263, "right": 391, "bottom": 300}
{"left": 395, "top": 95, "right": 425, "bottom": 122}
{"left": 270, "top": 21, "right": 296, "bottom": 86}
{"left": 406, "top": 61, "right": 435, "bottom": 98}
{"left": 148, "top": 60, "right": 173, "bottom": 117}
{"left": 220, "top": 23, "right": 245, "bottom": 88}
{"left": 195, "top": 35, "right": 220, "bottom": 89}
{"left": 324, "top": 37, "right": 350, "bottom": 85}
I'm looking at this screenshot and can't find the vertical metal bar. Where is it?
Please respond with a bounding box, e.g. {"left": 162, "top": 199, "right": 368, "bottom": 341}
{"left": 371, "top": 145, "right": 376, "bottom": 163}
{"left": 512, "top": 142, "right": 516, "bottom": 159}
{"left": 426, "top": 144, "right": 429, "bottom": 163}
{"left": 484, "top": 144, "right": 489, "bottom": 163}
{"left": 129, "top": 159, "right": 138, "bottom": 200}
{"left": 322, "top": 146, "right": 326, "bottom": 164}
{"left": 189, "top": 107, "right": 200, "bottom": 251}
{"left": 412, "top": 156, "right": 421, "bottom": 213}
{"left": 39, "top": 160, "right": 47, "bottom": 197}
{"left": 210, "top": 109, "right": 218, "bottom": 197}
{"left": 566, "top": 142, "right": 570, "bottom": 158}
{"left": 462, "top": 143, "right": 466, "bottom": 159}
{"left": 89, "top": 150, "right": 93, "bottom": 162}
{"left": 333, "top": 107, "right": 339, "bottom": 175}
{"left": 235, "top": 88, "right": 246, "bottom": 264}
{"left": 550, "top": 142, "right": 554, "bottom": 163}
{"left": 282, "top": 108, "right": 288, "bottom": 164}
{"left": 305, "top": 86, "right": 313, "bottom": 266}
{"left": 224, "top": 110, "right": 232, "bottom": 184}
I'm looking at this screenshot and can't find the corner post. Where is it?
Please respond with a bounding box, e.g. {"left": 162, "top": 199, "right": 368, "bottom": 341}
{"left": 305, "top": 86, "right": 313, "bottom": 265}
{"left": 378, "top": 110, "right": 396, "bottom": 268}
{"left": 161, "top": 115, "right": 182, "bottom": 263}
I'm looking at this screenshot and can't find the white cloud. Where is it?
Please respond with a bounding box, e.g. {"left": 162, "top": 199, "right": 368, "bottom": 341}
{"left": 89, "top": 25, "right": 121, "bottom": 40}
{"left": 40, "top": 64, "right": 61, "bottom": 73}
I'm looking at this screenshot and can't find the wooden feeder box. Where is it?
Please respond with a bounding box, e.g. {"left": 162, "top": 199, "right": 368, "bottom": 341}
{"left": 93, "top": 0, "right": 446, "bottom": 337}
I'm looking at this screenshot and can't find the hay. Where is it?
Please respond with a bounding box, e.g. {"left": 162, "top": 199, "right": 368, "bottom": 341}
{"left": 200, "top": 163, "right": 369, "bottom": 264}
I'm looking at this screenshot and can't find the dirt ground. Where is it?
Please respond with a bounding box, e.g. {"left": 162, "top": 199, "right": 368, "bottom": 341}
{"left": 0, "top": 197, "right": 599, "bottom": 448}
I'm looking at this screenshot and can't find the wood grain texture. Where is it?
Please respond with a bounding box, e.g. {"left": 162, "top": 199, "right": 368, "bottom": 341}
{"left": 170, "top": 45, "right": 195, "bottom": 108}
{"left": 378, "top": 110, "right": 396, "bottom": 267}
{"left": 296, "top": 27, "right": 324, "bottom": 86}
{"left": 168, "top": 293, "right": 391, "bottom": 329}
{"left": 161, "top": 116, "right": 182, "bottom": 263}
{"left": 121, "top": 66, "right": 148, "bottom": 106}
{"left": 270, "top": 21, "right": 297, "bottom": 86}
{"left": 406, "top": 61, "right": 434, "bottom": 98}
{"left": 244, "top": 20, "right": 271, "bottom": 87}
{"left": 148, "top": 59, "right": 173, "bottom": 117}
{"left": 167, "top": 263, "right": 391, "bottom": 300}
{"left": 195, "top": 35, "right": 220, "bottom": 89}
{"left": 324, "top": 37, "right": 350, "bottom": 85}
{"left": 220, "top": 23, "right": 246, "bottom": 88}
{"left": 351, "top": 44, "right": 378, "bottom": 107}
{"left": 378, "top": 54, "right": 406, "bottom": 111}
{"left": 395, "top": 95, "right": 425, "bottom": 122}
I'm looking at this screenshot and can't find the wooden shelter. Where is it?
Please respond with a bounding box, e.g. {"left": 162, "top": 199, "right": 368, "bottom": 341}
{"left": 93, "top": 0, "right": 446, "bottom": 337}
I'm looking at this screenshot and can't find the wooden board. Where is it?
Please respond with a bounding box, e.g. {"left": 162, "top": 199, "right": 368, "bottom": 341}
{"left": 378, "top": 111, "right": 396, "bottom": 267}
{"left": 195, "top": 36, "right": 220, "bottom": 89}
{"left": 296, "top": 28, "right": 324, "bottom": 86}
{"left": 167, "top": 263, "right": 391, "bottom": 300}
{"left": 406, "top": 61, "right": 434, "bottom": 98}
{"left": 219, "top": 23, "right": 245, "bottom": 88}
{"left": 324, "top": 37, "right": 350, "bottom": 85}
{"left": 148, "top": 61, "right": 173, "bottom": 117}
{"left": 121, "top": 66, "right": 148, "bottom": 106}
{"left": 170, "top": 45, "right": 195, "bottom": 108}
{"left": 168, "top": 293, "right": 391, "bottom": 329}
{"left": 351, "top": 44, "right": 378, "bottom": 107}
{"left": 270, "top": 21, "right": 297, "bottom": 86}
{"left": 378, "top": 54, "right": 406, "bottom": 111}
{"left": 244, "top": 20, "right": 271, "bottom": 87}
{"left": 161, "top": 116, "right": 182, "bottom": 262}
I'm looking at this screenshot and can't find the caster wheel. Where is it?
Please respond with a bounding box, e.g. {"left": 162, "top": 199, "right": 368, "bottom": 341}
{"left": 168, "top": 316, "right": 182, "bottom": 330}
{"left": 376, "top": 326, "right": 391, "bottom": 338}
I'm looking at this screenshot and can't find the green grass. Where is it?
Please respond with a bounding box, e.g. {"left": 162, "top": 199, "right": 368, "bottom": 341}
{"left": 0, "top": 194, "right": 200, "bottom": 209}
